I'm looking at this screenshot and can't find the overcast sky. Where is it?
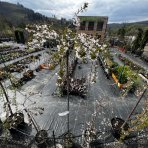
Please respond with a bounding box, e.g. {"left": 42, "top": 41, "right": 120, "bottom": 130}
{"left": 2, "top": 0, "right": 148, "bottom": 23}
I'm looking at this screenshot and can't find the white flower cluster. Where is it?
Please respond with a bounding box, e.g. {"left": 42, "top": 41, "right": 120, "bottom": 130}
{"left": 26, "top": 24, "right": 59, "bottom": 48}
{"left": 72, "top": 2, "right": 88, "bottom": 27}
{"left": 74, "top": 33, "right": 102, "bottom": 61}
{"left": 73, "top": 17, "right": 80, "bottom": 27}
{"left": 26, "top": 22, "right": 107, "bottom": 88}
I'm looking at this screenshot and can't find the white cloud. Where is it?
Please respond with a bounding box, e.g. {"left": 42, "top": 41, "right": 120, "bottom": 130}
{"left": 2, "top": 0, "right": 148, "bottom": 23}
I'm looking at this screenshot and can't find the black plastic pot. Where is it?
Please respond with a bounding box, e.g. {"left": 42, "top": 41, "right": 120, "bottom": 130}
{"left": 6, "top": 112, "right": 32, "bottom": 140}
{"left": 111, "top": 117, "right": 129, "bottom": 140}
{"left": 0, "top": 118, "right": 3, "bottom": 136}
{"left": 63, "top": 132, "right": 82, "bottom": 148}
{"left": 35, "top": 130, "right": 51, "bottom": 148}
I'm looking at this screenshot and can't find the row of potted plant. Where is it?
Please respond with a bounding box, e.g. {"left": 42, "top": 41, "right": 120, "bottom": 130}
{"left": 0, "top": 46, "right": 18, "bottom": 52}
{"left": 0, "top": 45, "right": 45, "bottom": 63}
{"left": 0, "top": 54, "right": 41, "bottom": 81}
{"left": 99, "top": 48, "right": 145, "bottom": 93}
{"left": 118, "top": 54, "right": 148, "bottom": 78}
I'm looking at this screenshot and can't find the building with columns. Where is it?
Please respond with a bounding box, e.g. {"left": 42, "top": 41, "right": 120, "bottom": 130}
{"left": 77, "top": 16, "right": 108, "bottom": 41}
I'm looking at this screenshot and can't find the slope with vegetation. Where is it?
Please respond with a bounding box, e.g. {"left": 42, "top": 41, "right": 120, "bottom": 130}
{"left": 108, "top": 21, "right": 148, "bottom": 36}
{"left": 0, "top": 1, "right": 52, "bottom": 37}
{"left": 0, "top": 1, "right": 72, "bottom": 38}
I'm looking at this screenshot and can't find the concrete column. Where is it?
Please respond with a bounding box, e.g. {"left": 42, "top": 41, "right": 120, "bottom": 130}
{"left": 94, "top": 21, "right": 97, "bottom": 31}
{"left": 85, "top": 21, "right": 89, "bottom": 30}
{"left": 102, "top": 20, "right": 107, "bottom": 31}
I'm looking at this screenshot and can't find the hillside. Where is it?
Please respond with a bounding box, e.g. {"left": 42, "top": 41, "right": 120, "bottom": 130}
{"left": 0, "top": 1, "right": 55, "bottom": 37}
{"left": 0, "top": 1, "right": 71, "bottom": 37}
{"left": 108, "top": 21, "right": 148, "bottom": 29}
{"left": 108, "top": 21, "right": 148, "bottom": 36}
{"left": 109, "top": 21, "right": 148, "bottom": 29}
{"left": 0, "top": 1, "right": 51, "bottom": 26}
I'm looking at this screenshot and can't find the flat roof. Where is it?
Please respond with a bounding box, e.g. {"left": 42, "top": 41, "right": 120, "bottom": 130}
{"left": 78, "top": 16, "right": 108, "bottom": 22}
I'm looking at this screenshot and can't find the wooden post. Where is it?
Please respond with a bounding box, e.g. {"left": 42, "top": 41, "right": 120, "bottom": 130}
{"left": 53, "top": 130, "right": 56, "bottom": 148}
{"left": 66, "top": 50, "right": 70, "bottom": 133}
{"left": 0, "top": 81, "right": 13, "bottom": 116}
{"left": 121, "top": 88, "right": 147, "bottom": 128}
{"left": 24, "top": 109, "right": 39, "bottom": 132}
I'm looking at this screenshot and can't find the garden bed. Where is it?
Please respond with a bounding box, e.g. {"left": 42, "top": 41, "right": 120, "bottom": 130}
{"left": 118, "top": 54, "right": 148, "bottom": 78}
{"left": 98, "top": 49, "right": 146, "bottom": 93}
{"left": 112, "top": 73, "right": 123, "bottom": 89}
{"left": 0, "top": 45, "right": 45, "bottom": 64}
